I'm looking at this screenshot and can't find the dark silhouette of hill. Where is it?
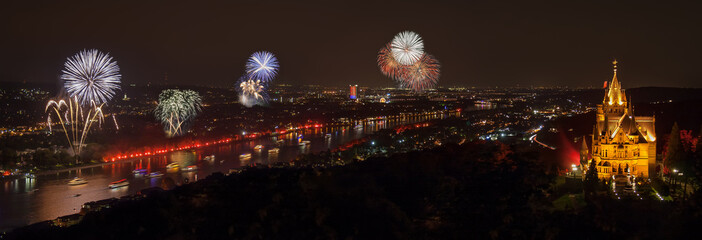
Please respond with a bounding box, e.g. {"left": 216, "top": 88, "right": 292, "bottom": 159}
{"left": 8, "top": 141, "right": 702, "bottom": 239}
{"left": 5, "top": 142, "right": 554, "bottom": 239}
{"left": 627, "top": 87, "right": 702, "bottom": 104}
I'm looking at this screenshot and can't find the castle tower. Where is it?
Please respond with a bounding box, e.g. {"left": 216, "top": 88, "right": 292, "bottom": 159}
{"left": 589, "top": 60, "right": 656, "bottom": 179}
{"left": 579, "top": 136, "right": 589, "bottom": 167}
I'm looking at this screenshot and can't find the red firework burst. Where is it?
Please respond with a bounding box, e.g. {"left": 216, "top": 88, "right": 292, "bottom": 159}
{"left": 377, "top": 43, "right": 406, "bottom": 80}
{"left": 400, "top": 54, "right": 440, "bottom": 91}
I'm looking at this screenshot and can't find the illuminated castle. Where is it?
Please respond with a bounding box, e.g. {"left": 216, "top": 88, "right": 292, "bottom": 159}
{"left": 585, "top": 60, "right": 656, "bottom": 178}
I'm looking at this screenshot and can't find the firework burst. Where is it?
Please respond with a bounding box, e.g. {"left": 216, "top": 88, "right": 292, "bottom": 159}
{"left": 246, "top": 51, "right": 279, "bottom": 82}
{"left": 154, "top": 89, "right": 203, "bottom": 137}
{"left": 61, "top": 49, "right": 121, "bottom": 106}
{"left": 399, "top": 54, "right": 440, "bottom": 91}
{"left": 391, "top": 31, "right": 424, "bottom": 65}
{"left": 45, "top": 97, "right": 105, "bottom": 156}
{"left": 238, "top": 78, "right": 267, "bottom": 107}
{"left": 378, "top": 31, "right": 440, "bottom": 91}
{"left": 377, "top": 43, "right": 406, "bottom": 80}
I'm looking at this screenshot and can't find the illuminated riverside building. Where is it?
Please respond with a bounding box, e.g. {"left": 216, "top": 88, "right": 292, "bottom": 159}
{"left": 350, "top": 85, "right": 357, "bottom": 100}
{"left": 585, "top": 61, "right": 656, "bottom": 179}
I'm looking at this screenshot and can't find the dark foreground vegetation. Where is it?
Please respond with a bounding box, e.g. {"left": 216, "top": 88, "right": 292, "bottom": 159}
{"left": 6, "top": 141, "right": 702, "bottom": 239}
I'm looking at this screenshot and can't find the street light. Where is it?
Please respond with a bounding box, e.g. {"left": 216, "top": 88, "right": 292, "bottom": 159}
{"left": 672, "top": 169, "right": 679, "bottom": 193}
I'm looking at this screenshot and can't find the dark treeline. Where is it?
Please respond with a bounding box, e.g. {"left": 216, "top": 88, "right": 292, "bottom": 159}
{"left": 6, "top": 141, "right": 702, "bottom": 239}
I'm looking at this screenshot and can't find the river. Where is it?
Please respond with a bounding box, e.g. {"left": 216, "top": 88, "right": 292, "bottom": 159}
{"left": 0, "top": 113, "right": 456, "bottom": 231}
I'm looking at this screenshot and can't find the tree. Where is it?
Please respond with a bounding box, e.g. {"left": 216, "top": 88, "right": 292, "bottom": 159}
{"left": 0, "top": 147, "right": 18, "bottom": 169}
{"left": 584, "top": 160, "right": 599, "bottom": 196}
{"left": 693, "top": 125, "right": 702, "bottom": 191}
{"left": 664, "top": 122, "right": 684, "bottom": 172}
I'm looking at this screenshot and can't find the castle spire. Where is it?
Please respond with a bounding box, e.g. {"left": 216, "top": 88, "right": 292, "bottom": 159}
{"left": 606, "top": 59, "right": 625, "bottom": 105}
{"left": 613, "top": 59, "right": 617, "bottom": 73}
{"left": 611, "top": 59, "right": 619, "bottom": 89}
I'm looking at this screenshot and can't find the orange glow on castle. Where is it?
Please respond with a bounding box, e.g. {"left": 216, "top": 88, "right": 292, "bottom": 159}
{"left": 582, "top": 60, "right": 656, "bottom": 178}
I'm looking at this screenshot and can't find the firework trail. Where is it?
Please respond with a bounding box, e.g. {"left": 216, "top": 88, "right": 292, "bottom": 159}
{"left": 45, "top": 97, "right": 105, "bottom": 156}
{"left": 61, "top": 49, "right": 121, "bottom": 106}
{"left": 112, "top": 115, "right": 119, "bottom": 130}
{"left": 399, "top": 54, "right": 441, "bottom": 91}
{"left": 391, "top": 31, "right": 424, "bottom": 66}
{"left": 246, "top": 51, "right": 279, "bottom": 82}
{"left": 154, "top": 89, "right": 202, "bottom": 137}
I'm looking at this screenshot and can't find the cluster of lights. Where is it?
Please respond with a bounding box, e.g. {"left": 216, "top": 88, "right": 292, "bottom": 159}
{"left": 107, "top": 122, "right": 331, "bottom": 162}
{"left": 104, "top": 110, "right": 457, "bottom": 163}
{"left": 274, "top": 124, "right": 325, "bottom": 135}
{"left": 107, "top": 138, "right": 233, "bottom": 162}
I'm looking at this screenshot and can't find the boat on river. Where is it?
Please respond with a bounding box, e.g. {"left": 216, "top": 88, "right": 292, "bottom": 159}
{"left": 132, "top": 169, "right": 147, "bottom": 175}
{"left": 166, "top": 163, "right": 180, "bottom": 170}
{"left": 146, "top": 172, "right": 163, "bottom": 178}
{"left": 108, "top": 179, "right": 129, "bottom": 189}
{"left": 268, "top": 148, "right": 280, "bottom": 154}
{"left": 183, "top": 165, "right": 198, "bottom": 172}
{"left": 68, "top": 177, "right": 88, "bottom": 185}
{"left": 254, "top": 145, "right": 264, "bottom": 151}
{"left": 239, "top": 153, "right": 252, "bottom": 159}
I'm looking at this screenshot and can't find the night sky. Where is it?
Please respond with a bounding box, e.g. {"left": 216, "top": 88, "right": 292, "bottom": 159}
{"left": 1, "top": 0, "right": 700, "bottom": 88}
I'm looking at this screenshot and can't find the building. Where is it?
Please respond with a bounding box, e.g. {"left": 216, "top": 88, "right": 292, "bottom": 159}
{"left": 349, "top": 85, "right": 357, "bottom": 100}
{"left": 585, "top": 60, "right": 656, "bottom": 179}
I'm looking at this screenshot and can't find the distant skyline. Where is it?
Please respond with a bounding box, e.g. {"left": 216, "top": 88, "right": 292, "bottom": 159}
{"left": 1, "top": 0, "right": 701, "bottom": 88}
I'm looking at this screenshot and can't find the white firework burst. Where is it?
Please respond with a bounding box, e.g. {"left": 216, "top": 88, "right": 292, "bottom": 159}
{"left": 238, "top": 79, "right": 268, "bottom": 108}
{"left": 391, "top": 31, "right": 424, "bottom": 65}
{"left": 61, "top": 49, "right": 121, "bottom": 106}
